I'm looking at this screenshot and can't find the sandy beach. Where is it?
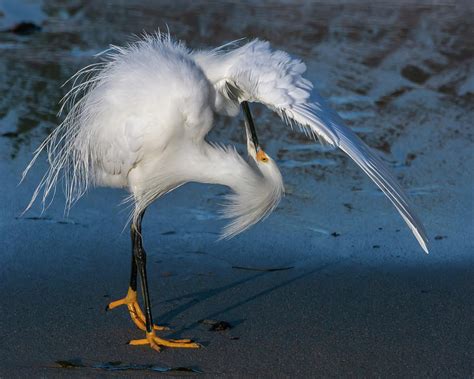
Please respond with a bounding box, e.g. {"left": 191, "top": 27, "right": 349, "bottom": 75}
{"left": 1, "top": 1, "right": 473, "bottom": 377}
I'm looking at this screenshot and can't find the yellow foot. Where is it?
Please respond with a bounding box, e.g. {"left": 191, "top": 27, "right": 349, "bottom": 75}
{"left": 106, "top": 287, "right": 169, "bottom": 331}
{"left": 129, "top": 331, "right": 201, "bottom": 352}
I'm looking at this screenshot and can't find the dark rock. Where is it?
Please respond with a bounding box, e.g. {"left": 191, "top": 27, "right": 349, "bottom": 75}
{"left": 6, "top": 22, "right": 42, "bottom": 35}
{"left": 401, "top": 65, "right": 430, "bottom": 84}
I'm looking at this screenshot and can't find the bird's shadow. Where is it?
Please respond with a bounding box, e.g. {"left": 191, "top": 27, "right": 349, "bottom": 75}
{"left": 154, "top": 261, "right": 336, "bottom": 338}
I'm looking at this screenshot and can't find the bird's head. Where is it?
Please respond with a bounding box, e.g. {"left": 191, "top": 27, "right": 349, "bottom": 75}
{"left": 248, "top": 143, "right": 283, "bottom": 193}
{"left": 242, "top": 102, "right": 281, "bottom": 178}
{"left": 220, "top": 138, "right": 284, "bottom": 239}
{"left": 246, "top": 135, "right": 270, "bottom": 164}
{"left": 219, "top": 102, "right": 284, "bottom": 239}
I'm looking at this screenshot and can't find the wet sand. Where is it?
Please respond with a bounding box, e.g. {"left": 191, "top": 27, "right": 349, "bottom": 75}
{"left": 1, "top": 0, "right": 473, "bottom": 377}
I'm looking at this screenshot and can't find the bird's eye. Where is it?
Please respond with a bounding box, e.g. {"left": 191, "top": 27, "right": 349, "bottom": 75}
{"left": 256, "top": 149, "right": 269, "bottom": 163}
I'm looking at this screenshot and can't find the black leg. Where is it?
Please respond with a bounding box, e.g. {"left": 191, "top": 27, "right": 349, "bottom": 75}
{"left": 107, "top": 209, "right": 171, "bottom": 333}
{"left": 133, "top": 210, "right": 154, "bottom": 333}
{"left": 120, "top": 209, "right": 200, "bottom": 350}
{"left": 129, "top": 225, "right": 138, "bottom": 292}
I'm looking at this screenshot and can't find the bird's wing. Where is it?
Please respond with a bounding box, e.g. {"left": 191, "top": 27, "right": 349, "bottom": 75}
{"left": 196, "top": 39, "right": 429, "bottom": 253}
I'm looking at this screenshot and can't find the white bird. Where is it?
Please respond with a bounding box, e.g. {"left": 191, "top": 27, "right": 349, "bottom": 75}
{"left": 23, "top": 33, "right": 429, "bottom": 352}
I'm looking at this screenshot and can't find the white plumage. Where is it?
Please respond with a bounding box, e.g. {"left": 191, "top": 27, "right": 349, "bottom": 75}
{"left": 23, "top": 33, "right": 428, "bottom": 252}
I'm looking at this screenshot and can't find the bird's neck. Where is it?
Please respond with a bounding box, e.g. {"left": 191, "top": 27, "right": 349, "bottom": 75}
{"left": 189, "top": 142, "right": 284, "bottom": 238}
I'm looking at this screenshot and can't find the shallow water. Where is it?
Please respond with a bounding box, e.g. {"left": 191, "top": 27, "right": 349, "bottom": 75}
{"left": 0, "top": 1, "right": 473, "bottom": 376}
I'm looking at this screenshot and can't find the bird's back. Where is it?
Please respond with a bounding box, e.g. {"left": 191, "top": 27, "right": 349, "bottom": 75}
{"left": 87, "top": 36, "right": 214, "bottom": 186}
{"left": 25, "top": 34, "right": 215, "bottom": 211}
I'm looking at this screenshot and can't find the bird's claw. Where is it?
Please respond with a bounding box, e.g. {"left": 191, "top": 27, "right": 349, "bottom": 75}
{"left": 107, "top": 287, "right": 169, "bottom": 331}
{"left": 107, "top": 288, "right": 199, "bottom": 351}
{"left": 128, "top": 331, "right": 201, "bottom": 352}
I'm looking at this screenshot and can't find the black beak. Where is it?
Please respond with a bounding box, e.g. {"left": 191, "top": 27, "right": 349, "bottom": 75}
{"left": 241, "top": 101, "right": 260, "bottom": 153}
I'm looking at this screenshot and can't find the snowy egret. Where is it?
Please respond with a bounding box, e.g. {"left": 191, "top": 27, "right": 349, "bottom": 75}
{"left": 23, "top": 33, "right": 428, "bottom": 351}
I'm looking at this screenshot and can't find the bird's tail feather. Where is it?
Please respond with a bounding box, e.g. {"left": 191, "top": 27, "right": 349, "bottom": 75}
{"left": 21, "top": 63, "right": 104, "bottom": 214}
